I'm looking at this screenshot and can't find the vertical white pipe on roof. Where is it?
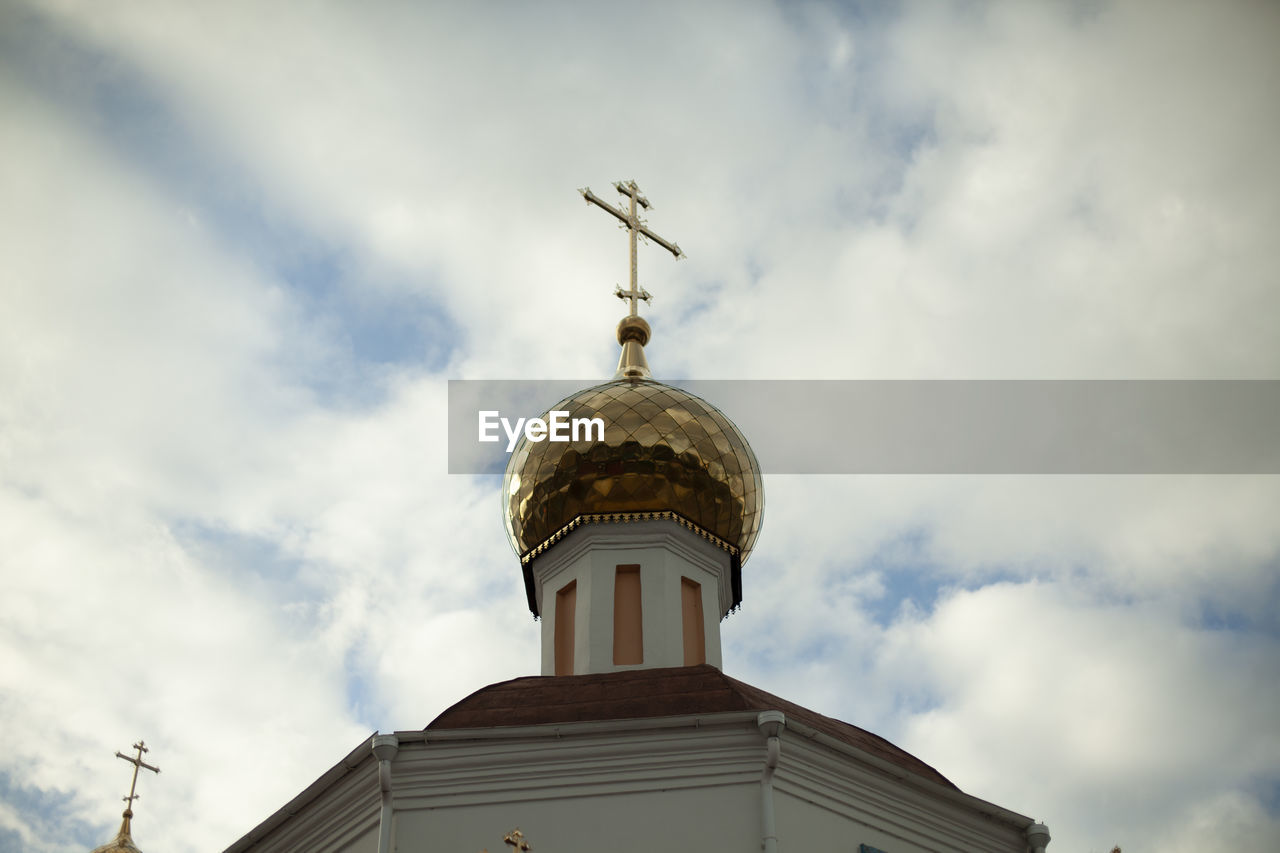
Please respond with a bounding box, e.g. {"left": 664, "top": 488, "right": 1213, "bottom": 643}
{"left": 372, "top": 733, "right": 400, "bottom": 853}
{"left": 757, "top": 711, "right": 786, "bottom": 853}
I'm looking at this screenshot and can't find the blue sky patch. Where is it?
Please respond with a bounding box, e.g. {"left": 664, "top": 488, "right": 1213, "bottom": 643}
{"left": 0, "top": 771, "right": 99, "bottom": 851}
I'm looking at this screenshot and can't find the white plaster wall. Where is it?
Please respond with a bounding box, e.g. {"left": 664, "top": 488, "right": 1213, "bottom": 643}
{"left": 533, "top": 521, "right": 732, "bottom": 675}
{"left": 263, "top": 822, "right": 375, "bottom": 853}
{"left": 770, "top": 736, "right": 1031, "bottom": 853}
{"left": 393, "top": 783, "right": 759, "bottom": 853}
{"left": 772, "top": 788, "right": 1027, "bottom": 853}
{"left": 387, "top": 721, "right": 765, "bottom": 853}
{"left": 774, "top": 789, "right": 919, "bottom": 853}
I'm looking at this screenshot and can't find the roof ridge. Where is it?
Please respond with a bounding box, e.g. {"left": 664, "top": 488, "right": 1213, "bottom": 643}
{"left": 423, "top": 666, "right": 953, "bottom": 789}
{"left": 715, "top": 670, "right": 954, "bottom": 787}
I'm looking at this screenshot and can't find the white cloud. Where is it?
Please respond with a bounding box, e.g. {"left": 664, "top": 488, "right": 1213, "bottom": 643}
{"left": 879, "top": 581, "right": 1280, "bottom": 852}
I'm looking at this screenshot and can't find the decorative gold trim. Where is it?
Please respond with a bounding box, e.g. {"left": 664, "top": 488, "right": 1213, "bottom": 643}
{"left": 520, "top": 510, "right": 740, "bottom": 566}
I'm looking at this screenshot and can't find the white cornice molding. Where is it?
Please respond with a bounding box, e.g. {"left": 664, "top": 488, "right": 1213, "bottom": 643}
{"left": 227, "top": 712, "right": 1037, "bottom": 852}
{"left": 396, "top": 712, "right": 1033, "bottom": 833}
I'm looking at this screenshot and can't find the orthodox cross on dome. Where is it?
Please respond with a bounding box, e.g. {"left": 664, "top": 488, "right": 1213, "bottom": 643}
{"left": 580, "top": 180, "right": 685, "bottom": 317}
{"left": 115, "top": 740, "right": 160, "bottom": 813}
{"left": 481, "top": 828, "right": 532, "bottom": 853}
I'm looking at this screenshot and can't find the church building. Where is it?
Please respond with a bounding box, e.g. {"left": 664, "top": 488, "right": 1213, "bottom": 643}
{"left": 208, "top": 181, "right": 1052, "bottom": 853}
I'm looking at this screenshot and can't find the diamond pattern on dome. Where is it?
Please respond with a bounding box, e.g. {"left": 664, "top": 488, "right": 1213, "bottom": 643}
{"left": 503, "top": 378, "right": 764, "bottom": 565}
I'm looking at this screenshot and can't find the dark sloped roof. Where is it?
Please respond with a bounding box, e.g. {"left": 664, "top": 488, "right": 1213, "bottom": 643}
{"left": 427, "top": 664, "right": 955, "bottom": 789}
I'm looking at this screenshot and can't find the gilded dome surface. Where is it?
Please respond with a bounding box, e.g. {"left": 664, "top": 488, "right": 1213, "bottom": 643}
{"left": 91, "top": 835, "right": 142, "bottom": 853}
{"left": 502, "top": 377, "right": 764, "bottom": 567}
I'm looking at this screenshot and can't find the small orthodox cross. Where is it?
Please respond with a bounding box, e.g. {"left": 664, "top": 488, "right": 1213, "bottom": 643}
{"left": 503, "top": 828, "right": 532, "bottom": 851}
{"left": 580, "top": 180, "right": 685, "bottom": 317}
{"left": 481, "top": 828, "right": 532, "bottom": 853}
{"left": 115, "top": 740, "right": 160, "bottom": 812}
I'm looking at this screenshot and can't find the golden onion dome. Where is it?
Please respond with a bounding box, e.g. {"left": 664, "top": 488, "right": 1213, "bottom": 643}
{"left": 502, "top": 368, "right": 764, "bottom": 611}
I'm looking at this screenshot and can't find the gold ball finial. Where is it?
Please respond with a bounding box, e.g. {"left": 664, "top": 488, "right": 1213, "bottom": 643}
{"left": 616, "top": 315, "right": 651, "bottom": 346}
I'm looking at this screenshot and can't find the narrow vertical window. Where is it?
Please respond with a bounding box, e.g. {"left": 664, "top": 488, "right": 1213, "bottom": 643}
{"left": 682, "top": 577, "right": 705, "bottom": 666}
{"left": 555, "top": 580, "right": 576, "bottom": 676}
{"left": 613, "top": 565, "right": 643, "bottom": 665}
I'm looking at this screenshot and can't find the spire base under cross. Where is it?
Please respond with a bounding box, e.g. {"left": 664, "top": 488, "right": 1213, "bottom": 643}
{"left": 614, "top": 315, "right": 652, "bottom": 379}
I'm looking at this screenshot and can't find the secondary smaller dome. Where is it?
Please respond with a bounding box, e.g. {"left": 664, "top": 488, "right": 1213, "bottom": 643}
{"left": 91, "top": 812, "right": 143, "bottom": 853}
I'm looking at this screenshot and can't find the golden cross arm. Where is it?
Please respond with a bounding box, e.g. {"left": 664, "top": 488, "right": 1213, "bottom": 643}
{"left": 580, "top": 186, "right": 631, "bottom": 226}
{"left": 115, "top": 749, "right": 161, "bottom": 776}
{"left": 638, "top": 220, "right": 683, "bottom": 258}
{"left": 579, "top": 185, "right": 684, "bottom": 260}
{"left": 581, "top": 188, "right": 686, "bottom": 258}
{"left": 614, "top": 179, "right": 650, "bottom": 208}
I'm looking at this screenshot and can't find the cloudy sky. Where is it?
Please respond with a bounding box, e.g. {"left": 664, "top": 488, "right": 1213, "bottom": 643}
{"left": 2, "top": 1, "right": 1278, "bottom": 851}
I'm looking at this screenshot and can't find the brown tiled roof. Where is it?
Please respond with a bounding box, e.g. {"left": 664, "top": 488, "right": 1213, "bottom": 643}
{"left": 426, "top": 664, "right": 955, "bottom": 789}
